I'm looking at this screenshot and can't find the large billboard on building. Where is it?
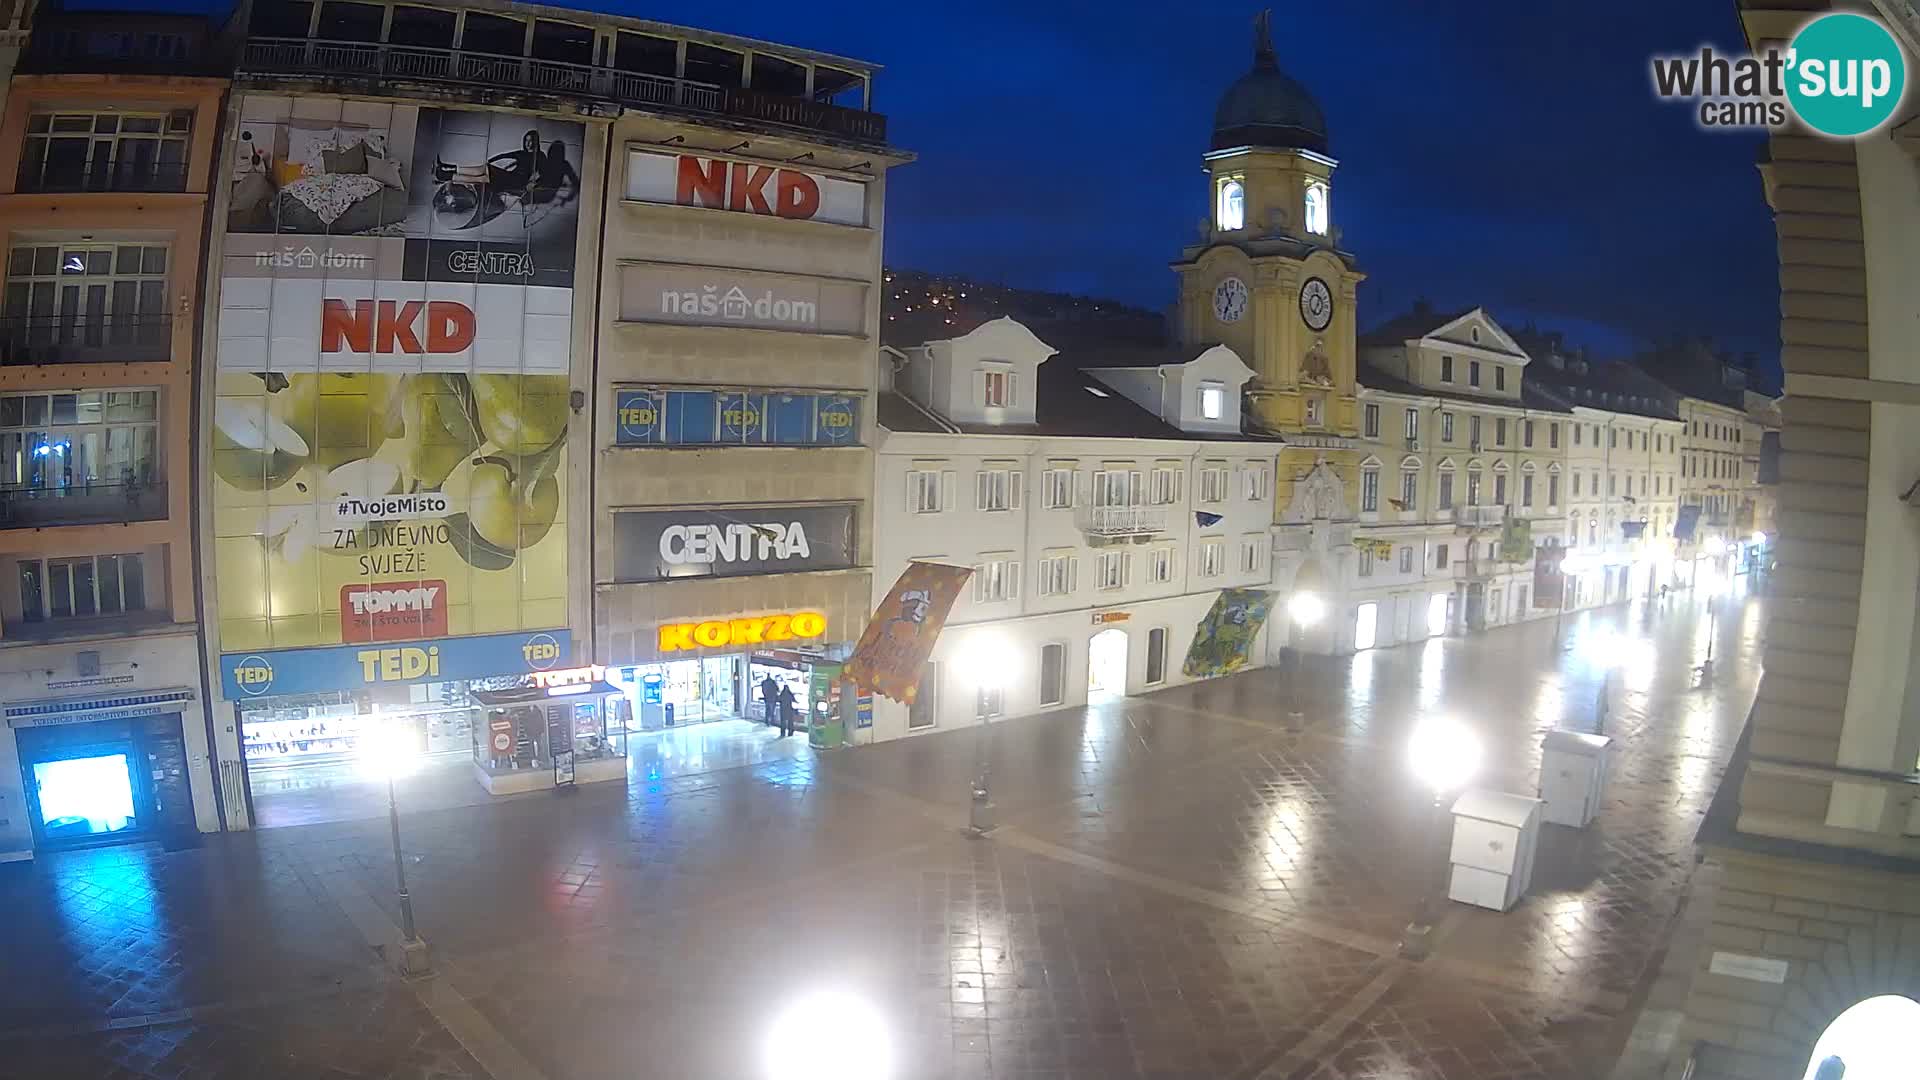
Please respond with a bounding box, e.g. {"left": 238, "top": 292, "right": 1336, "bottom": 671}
{"left": 624, "top": 150, "right": 869, "bottom": 227}
{"left": 619, "top": 263, "right": 867, "bottom": 336}
{"left": 211, "top": 95, "right": 583, "bottom": 656}
{"left": 611, "top": 503, "right": 858, "bottom": 583}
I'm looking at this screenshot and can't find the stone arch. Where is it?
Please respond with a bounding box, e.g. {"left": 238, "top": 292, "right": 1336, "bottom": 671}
{"left": 1773, "top": 918, "right": 1920, "bottom": 1075}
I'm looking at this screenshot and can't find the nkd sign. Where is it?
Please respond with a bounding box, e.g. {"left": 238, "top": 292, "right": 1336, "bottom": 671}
{"left": 612, "top": 503, "right": 856, "bottom": 583}
{"left": 620, "top": 263, "right": 867, "bottom": 337}
{"left": 625, "top": 150, "right": 868, "bottom": 227}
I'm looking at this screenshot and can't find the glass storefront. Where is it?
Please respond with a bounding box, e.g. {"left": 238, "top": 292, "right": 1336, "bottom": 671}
{"left": 612, "top": 651, "right": 830, "bottom": 732}
{"left": 469, "top": 682, "right": 629, "bottom": 782}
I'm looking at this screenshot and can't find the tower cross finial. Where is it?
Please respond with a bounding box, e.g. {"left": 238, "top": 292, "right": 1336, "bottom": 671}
{"left": 1253, "top": 9, "right": 1275, "bottom": 67}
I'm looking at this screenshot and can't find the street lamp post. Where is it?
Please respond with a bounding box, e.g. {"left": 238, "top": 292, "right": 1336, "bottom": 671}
{"left": 362, "top": 713, "right": 429, "bottom": 975}
{"left": 1699, "top": 536, "right": 1727, "bottom": 679}
{"left": 1399, "top": 716, "right": 1482, "bottom": 961}
{"left": 1284, "top": 591, "right": 1325, "bottom": 728}
{"left": 962, "top": 637, "right": 1013, "bottom": 835}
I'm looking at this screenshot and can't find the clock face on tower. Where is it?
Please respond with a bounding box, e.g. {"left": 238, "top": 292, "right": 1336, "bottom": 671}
{"left": 1212, "top": 276, "right": 1249, "bottom": 324}
{"left": 1299, "top": 277, "right": 1333, "bottom": 332}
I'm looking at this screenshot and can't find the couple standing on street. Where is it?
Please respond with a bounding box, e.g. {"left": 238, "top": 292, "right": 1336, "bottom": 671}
{"left": 760, "top": 674, "right": 800, "bottom": 738}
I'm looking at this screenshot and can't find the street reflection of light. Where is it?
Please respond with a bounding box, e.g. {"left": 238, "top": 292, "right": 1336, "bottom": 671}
{"left": 764, "top": 988, "right": 893, "bottom": 1080}
{"left": 1408, "top": 716, "right": 1480, "bottom": 794}
{"left": 1417, "top": 638, "right": 1445, "bottom": 710}
{"left": 1532, "top": 676, "right": 1566, "bottom": 730}
{"left": 1347, "top": 650, "right": 1374, "bottom": 706}
{"left": 1583, "top": 626, "right": 1656, "bottom": 688}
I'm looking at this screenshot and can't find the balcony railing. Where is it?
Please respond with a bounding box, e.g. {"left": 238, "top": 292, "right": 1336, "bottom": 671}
{"left": 0, "top": 316, "right": 172, "bottom": 366}
{"left": 16, "top": 158, "right": 190, "bottom": 194}
{"left": 0, "top": 482, "right": 168, "bottom": 529}
{"left": 240, "top": 38, "right": 889, "bottom": 146}
{"left": 1075, "top": 504, "right": 1170, "bottom": 538}
{"left": 1452, "top": 504, "right": 1507, "bottom": 529}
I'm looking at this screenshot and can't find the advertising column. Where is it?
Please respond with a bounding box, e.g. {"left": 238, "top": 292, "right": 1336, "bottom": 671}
{"left": 206, "top": 96, "right": 589, "bottom": 817}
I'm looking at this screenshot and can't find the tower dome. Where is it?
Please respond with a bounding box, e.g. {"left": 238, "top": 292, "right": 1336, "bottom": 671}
{"left": 1211, "top": 11, "right": 1328, "bottom": 154}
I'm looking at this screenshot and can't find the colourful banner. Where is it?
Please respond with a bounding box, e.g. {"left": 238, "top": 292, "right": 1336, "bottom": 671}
{"left": 1533, "top": 547, "right": 1565, "bottom": 608}
{"left": 843, "top": 562, "right": 972, "bottom": 703}
{"left": 1355, "top": 538, "right": 1395, "bottom": 559}
{"left": 1499, "top": 516, "right": 1534, "bottom": 563}
{"left": 1182, "top": 589, "right": 1275, "bottom": 679}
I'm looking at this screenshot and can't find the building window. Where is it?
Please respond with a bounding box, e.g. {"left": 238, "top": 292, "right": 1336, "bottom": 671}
{"left": 1095, "top": 550, "right": 1128, "bottom": 591}
{"left": 1, "top": 389, "right": 160, "bottom": 500}
{"left": 613, "top": 389, "right": 863, "bottom": 448}
{"left": 908, "top": 662, "right": 939, "bottom": 729}
{"left": 1363, "top": 403, "right": 1380, "bottom": 438}
{"left": 1469, "top": 415, "right": 1482, "bottom": 447}
{"left": 1609, "top": 428, "right": 1617, "bottom": 449}
{"left": 1041, "top": 467, "right": 1075, "bottom": 509}
{"left": 1038, "top": 643, "right": 1066, "bottom": 707}
{"left": 1405, "top": 408, "right": 1419, "bottom": 442}
{"left": 1441, "top": 412, "right": 1454, "bottom": 443}
{"left": 1303, "top": 180, "right": 1329, "bottom": 234}
{"left": 1198, "top": 538, "right": 1225, "bottom": 577}
{"left": 975, "top": 466, "right": 1021, "bottom": 511}
{"left": 1399, "top": 547, "right": 1414, "bottom": 573}
{"left": 1549, "top": 423, "right": 1559, "bottom": 449}
{"left": 1145, "top": 627, "right": 1168, "bottom": 685}
{"left": 976, "top": 681, "right": 1005, "bottom": 721}
{"left": 1494, "top": 472, "right": 1507, "bottom": 505}
{"left": 1358, "top": 548, "right": 1374, "bottom": 577}
{"left": 17, "top": 552, "right": 145, "bottom": 622}
{"left": 1199, "top": 381, "right": 1226, "bottom": 420}
{"left": 1148, "top": 466, "right": 1183, "bottom": 505}
{"left": 1572, "top": 472, "right": 1582, "bottom": 497}
{"left": 20, "top": 110, "right": 192, "bottom": 192}
{"left": 1217, "top": 177, "right": 1245, "bottom": 231}
{"left": 1434, "top": 543, "right": 1450, "bottom": 569}
{"left": 1495, "top": 418, "right": 1507, "bottom": 446}
{"left": 1588, "top": 519, "right": 1598, "bottom": 546}
{"left": 1495, "top": 366, "right": 1507, "bottom": 391}
{"left": 1573, "top": 424, "right": 1582, "bottom": 446}
{"left": 1198, "top": 465, "right": 1229, "bottom": 504}
{"left": 1469, "top": 360, "right": 1482, "bottom": 387}
{"left": 1548, "top": 474, "right": 1560, "bottom": 506}
{"left": 1304, "top": 395, "right": 1324, "bottom": 427}
{"left": 1523, "top": 420, "right": 1534, "bottom": 448}
{"left": 1440, "top": 355, "right": 1454, "bottom": 383}
{"left": 1467, "top": 468, "right": 1482, "bottom": 506}
{"left": 1360, "top": 468, "right": 1379, "bottom": 512}
{"left": 981, "top": 367, "right": 1012, "bottom": 408}
{"left": 1401, "top": 468, "right": 1418, "bottom": 510}
{"left": 1093, "top": 468, "right": 1138, "bottom": 507}
{"left": 1148, "top": 545, "right": 1176, "bottom": 584}
{"left": 1243, "top": 463, "right": 1270, "bottom": 501}
{"left": 1522, "top": 474, "right": 1534, "bottom": 507}
{"left": 1608, "top": 473, "right": 1616, "bottom": 496}
{"left": 1036, "top": 552, "right": 1076, "bottom": 597}
{"left": 1239, "top": 534, "right": 1264, "bottom": 573}
{"left": 972, "top": 555, "right": 1020, "bottom": 603}
{"left": 4, "top": 243, "right": 170, "bottom": 342}
{"left": 1437, "top": 470, "right": 1454, "bottom": 510}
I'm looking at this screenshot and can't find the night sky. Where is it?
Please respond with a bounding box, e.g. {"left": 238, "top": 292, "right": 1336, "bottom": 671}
{"left": 117, "top": 0, "right": 1783, "bottom": 384}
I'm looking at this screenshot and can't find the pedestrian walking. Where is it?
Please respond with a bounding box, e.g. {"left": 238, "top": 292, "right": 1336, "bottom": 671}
{"left": 777, "top": 684, "right": 798, "bottom": 738}
{"left": 760, "top": 673, "right": 780, "bottom": 728}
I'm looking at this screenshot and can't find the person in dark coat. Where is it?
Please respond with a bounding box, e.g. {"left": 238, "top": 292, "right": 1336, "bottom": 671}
{"left": 777, "top": 684, "right": 798, "bottom": 738}
{"left": 760, "top": 674, "right": 780, "bottom": 728}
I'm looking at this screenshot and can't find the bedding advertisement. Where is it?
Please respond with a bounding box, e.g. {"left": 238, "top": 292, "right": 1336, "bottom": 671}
{"left": 212, "top": 94, "right": 583, "bottom": 658}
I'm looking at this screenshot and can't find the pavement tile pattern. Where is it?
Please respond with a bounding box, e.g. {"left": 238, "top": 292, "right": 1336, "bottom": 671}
{"left": 0, "top": 587, "right": 1762, "bottom": 1079}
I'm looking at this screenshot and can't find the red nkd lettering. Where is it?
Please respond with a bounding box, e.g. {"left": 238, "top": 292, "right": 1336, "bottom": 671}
{"left": 727, "top": 162, "right": 776, "bottom": 215}
{"left": 775, "top": 170, "right": 821, "bottom": 219}
{"left": 321, "top": 299, "right": 475, "bottom": 355}
{"left": 675, "top": 155, "right": 727, "bottom": 208}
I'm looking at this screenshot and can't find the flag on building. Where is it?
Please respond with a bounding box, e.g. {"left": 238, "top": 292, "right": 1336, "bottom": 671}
{"left": 843, "top": 561, "right": 973, "bottom": 703}
{"left": 1499, "top": 516, "right": 1533, "bottom": 562}
{"left": 1675, "top": 505, "right": 1701, "bottom": 541}
{"left": 1533, "top": 545, "right": 1565, "bottom": 607}
{"left": 1182, "top": 588, "right": 1275, "bottom": 679}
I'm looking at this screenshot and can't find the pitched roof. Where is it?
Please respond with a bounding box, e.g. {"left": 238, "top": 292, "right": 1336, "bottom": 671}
{"left": 1357, "top": 363, "right": 1569, "bottom": 413}
{"left": 1358, "top": 306, "right": 1473, "bottom": 348}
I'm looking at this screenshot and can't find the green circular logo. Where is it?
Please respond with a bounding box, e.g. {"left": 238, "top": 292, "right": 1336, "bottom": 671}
{"left": 1786, "top": 13, "right": 1907, "bottom": 137}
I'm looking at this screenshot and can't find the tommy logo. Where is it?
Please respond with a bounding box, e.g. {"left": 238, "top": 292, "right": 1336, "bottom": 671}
{"left": 340, "top": 581, "right": 449, "bottom": 643}
{"left": 321, "top": 299, "right": 476, "bottom": 355}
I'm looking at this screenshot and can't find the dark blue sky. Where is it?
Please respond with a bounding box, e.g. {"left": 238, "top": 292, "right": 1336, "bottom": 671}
{"left": 578, "top": 0, "right": 1779, "bottom": 379}
{"left": 109, "top": 0, "right": 1781, "bottom": 381}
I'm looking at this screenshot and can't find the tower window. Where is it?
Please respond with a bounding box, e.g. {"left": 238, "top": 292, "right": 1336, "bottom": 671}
{"left": 1217, "top": 178, "right": 1245, "bottom": 231}
{"left": 1304, "top": 181, "right": 1329, "bottom": 235}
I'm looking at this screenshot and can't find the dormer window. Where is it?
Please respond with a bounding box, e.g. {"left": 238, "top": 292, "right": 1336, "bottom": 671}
{"left": 1217, "top": 178, "right": 1245, "bottom": 231}
{"left": 981, "top": 366, "right": 1012, "bottom": 408}
{"left": 1199, "top": 381, "right": 1225, "bottom": 420}
{"left": 1470, "top": 326, "right": 1481, "bottom": 344}
{"left": 1304, "top": 181, "right": 1328, "bottom": 235}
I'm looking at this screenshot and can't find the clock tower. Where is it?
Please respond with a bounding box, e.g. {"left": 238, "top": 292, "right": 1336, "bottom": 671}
{"left": 1172, "top": 10, "right": 1363, "bottom": 441}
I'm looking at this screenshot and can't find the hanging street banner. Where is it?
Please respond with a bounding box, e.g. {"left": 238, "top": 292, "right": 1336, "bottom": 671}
{"left": 1499, "top": 516, "right": 1534, "bottom": 563}
{"left": 843, "top": 561, "right": 972, "bottom": 704}
{"left": 1674, "top": 504, "right": 1702, "bottom": 541}
{"left": 1533, "top": 546, "right": 1565, "bottom": 608}
{"left": 1182, "top": 589, "right": 1275, "bottom": 679}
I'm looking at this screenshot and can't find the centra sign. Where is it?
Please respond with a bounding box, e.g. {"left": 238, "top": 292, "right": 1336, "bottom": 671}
{"left": 658, "top": 611, "right": 826, "bottom": 652}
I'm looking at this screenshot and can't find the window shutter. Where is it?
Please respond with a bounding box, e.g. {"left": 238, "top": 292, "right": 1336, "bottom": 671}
{"left": 940, "top": 470, "right": 957, "bottom": 511}
{"left": 975, "top": 471, "right": 990, "bottom": 510}
{"left": 1006, "top": 560, "right": 1021, "bottom": 599}
{"left": 1068, "top": 556, "right": 1079, "bottom": 594}
{"left": 1172, "top": 470, "right": 1184, "bottom": 504}
{"left": 1009, "top": 470, "right": 1024, "bottom": 509}
{"left": 1129, "top": 470, "right": 1143, "bottom": 505}
{"left": 906, "top": 470, "right": 921, "bottom": 507}
{"left": 1007, "top": 372, "right": 1019, "bottom": 408}
{"left": 970, "top": 564, "right": 985, "bottom": 603}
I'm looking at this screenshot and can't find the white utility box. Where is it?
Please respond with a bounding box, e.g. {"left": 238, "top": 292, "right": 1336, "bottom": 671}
{"left": 1540, "top": 728, "right": 1612, "bottom": 827}
{"left": 1447, "top": 788, "right": 1542, "bottom": 912}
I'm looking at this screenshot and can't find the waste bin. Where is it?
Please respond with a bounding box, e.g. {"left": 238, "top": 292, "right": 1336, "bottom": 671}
{"left": 1447, "top": 788, "right": 1542, "bottom": 912}
{"left": 1540, "top": 728, "right": 1612, "bottom": 827}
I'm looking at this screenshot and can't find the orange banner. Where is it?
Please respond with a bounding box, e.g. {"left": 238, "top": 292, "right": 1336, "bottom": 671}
{"left": 843, "top": 561, "right": 973, "bottom": 704}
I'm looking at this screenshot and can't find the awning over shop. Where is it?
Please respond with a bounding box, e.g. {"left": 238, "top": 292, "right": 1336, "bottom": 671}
{"left": 470, "top": 683, "right": 622, "bottom": 707}
{"left": 4, "top": 687, "right": 196, "bottom": 729}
